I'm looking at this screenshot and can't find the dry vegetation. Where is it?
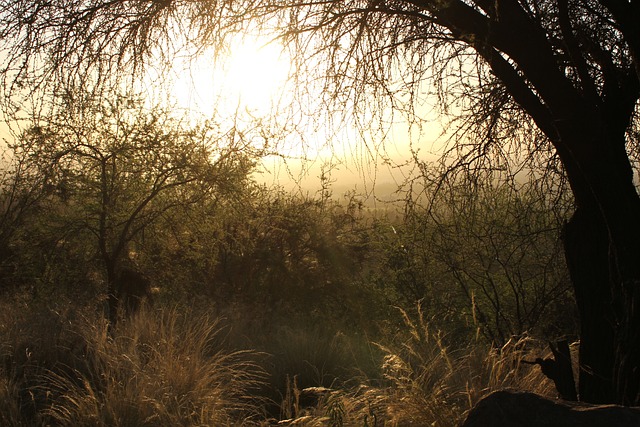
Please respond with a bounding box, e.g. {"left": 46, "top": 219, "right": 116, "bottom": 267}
{"left": 0, "top": 98, "right": 573, "bottom": 425}
{"left": 0, "top": 303, "right": 266, "bottom": 426}
{"left": 0, "top": 298, "right": 557, "bottom": 426}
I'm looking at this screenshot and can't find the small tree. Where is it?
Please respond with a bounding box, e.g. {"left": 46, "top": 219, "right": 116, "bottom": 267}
{"left": 16, "top": 91, "right": 259, "bottom": 323}
{"left": 415, "top": 172, "right": 574, "bottom": 345}
{"left": 0, "top": 141, "right": 51, "bottom": 292}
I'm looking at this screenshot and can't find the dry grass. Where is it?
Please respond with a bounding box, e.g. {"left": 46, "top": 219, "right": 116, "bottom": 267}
{"left": 0, "top": 304, "right": 266, "bottom": 426}
{"left": 278, "top": 305, "right": 555, "bottom": 427}
{"left": 1, "top": 299, "right": 557, "bottom": 427}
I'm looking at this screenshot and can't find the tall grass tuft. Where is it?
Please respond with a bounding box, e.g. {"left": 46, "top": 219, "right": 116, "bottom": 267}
{"left": 0, "top": 375, "right": 23, "bottom": 426}
{"left": 289, "top": 304, "right": 555, "bottom": 427}
{"left": 374, "top": 306, "right": 554, "bottom": 426}
{"left": 1, "top": 302, "right": 266, "bottom": 426}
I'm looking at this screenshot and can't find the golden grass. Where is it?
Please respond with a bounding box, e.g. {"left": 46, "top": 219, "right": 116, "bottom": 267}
{"left": 1, "top": 304, "right": 266, "bottom": 426}
{"left": 278, "top": 305, "right": 556, "bottom": 427}
{"left": 0, "top": 300, "right": 556, "bottom": 426}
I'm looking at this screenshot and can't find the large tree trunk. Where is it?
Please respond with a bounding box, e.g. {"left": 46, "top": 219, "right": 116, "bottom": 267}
{"left": 563, "top": 207, "right": 615, "bottom": 403}
{"left": 609, "top": 204, "right": 640, "bottom": 406}
{"left": 559, "top": 126, "right": 640, "bottom": 405}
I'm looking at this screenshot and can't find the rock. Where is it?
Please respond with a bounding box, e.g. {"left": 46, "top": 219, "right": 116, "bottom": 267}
{"left": 461, "top": 390, "right": 640, "bottom": 427}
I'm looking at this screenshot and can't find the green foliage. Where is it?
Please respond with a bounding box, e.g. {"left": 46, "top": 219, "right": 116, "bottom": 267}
{"left": 31, "top": 93, "right": 250, "bottom": 231}
{"left": 3, "top": 90, "right": 263, "bottom": 305}
{"left": 168, "top": 186, "right": 386, "bottom": 331}
{"left": 1, "top": 83, "right": 575, "bottom": 345}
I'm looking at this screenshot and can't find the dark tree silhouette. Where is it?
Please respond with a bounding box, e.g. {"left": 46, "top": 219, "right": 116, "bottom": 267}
{"left": 114, "top": 267, "right": 153, "bottom": 318}
{"left": 2, "top": 0, "right": 640, "bottom": 404}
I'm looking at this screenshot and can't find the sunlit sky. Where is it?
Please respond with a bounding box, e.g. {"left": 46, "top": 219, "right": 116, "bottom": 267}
{"left": 0, "top": 33, "right": 445, "bottom": 201}
{"left": 164, "top": 37, "right": 291, "bottom": 119}
{"left": 141, "top": 34, "right": 444, "bottom": 199}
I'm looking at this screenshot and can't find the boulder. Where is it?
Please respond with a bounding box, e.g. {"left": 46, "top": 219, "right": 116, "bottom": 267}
{"left": 461, "top": 390, "right": 640, "bottom": 427}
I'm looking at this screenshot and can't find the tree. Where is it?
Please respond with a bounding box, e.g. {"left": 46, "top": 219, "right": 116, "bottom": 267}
{"left": 2, "top": 0, "right": 640, "bottom": 404}
{"left": 409, "top": 171, "right": 575, "bottom": 345}
{"left": 0, "top": 140, "right": 51, "bottom": 292}
{"left": 15, "top": 91, "right": 258, "bottom": 324}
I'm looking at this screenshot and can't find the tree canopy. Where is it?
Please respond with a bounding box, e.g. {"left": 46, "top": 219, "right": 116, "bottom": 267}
{"left": 2, "top": 0, "right": 640, "bottom": 405}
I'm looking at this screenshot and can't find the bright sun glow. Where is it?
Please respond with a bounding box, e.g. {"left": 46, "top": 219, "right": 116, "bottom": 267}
{"left": 140, "top": 33, "right": 415, "bottom": 190}
{"left": 161, "top": 36, "right": 291, "bottom": 120}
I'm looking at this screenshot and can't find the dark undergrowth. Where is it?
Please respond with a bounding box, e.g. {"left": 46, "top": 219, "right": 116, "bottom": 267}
{"left": 0, "top": 299, "right": 555, "bottom": 426}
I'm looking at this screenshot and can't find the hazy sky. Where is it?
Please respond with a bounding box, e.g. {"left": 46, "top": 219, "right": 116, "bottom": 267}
{"left": 149, "top": 34, "right": 446, "bottom": 197}
{"left": 0, "top": 33, "right": 447, "bottom": 202}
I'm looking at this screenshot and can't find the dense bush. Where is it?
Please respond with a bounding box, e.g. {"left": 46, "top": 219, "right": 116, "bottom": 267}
{"left": 0, "top": 97, "right": 578, "bottom": 424}
{"left": 370, "top": 175, "right": 576, "bottom": 346}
